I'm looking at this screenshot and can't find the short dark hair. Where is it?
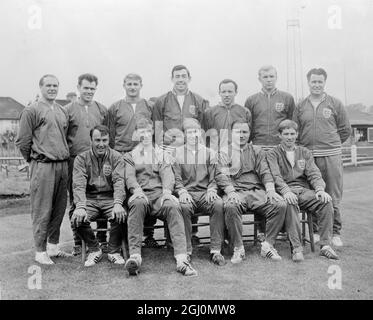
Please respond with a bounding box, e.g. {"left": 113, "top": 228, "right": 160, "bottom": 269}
{"left": 219, "top": 79, "right": 238, "bottom": 92}
{"left": 78, "top": 73, "right": 98, "bottom": 86}
{"left": 278, "top": 119, "right": 298, "bottom": 133}
{"left": 306, "top": 68, "right": 327, "bottom": 81}
{"left": 39, "top": 74, "right": 59, "bottom": 87}
{"left": 135, "top": 117, "right": 153, "bottom": 130}
{"left": 171, "top": 65, "right": 190, "bottom": 78}
{"left": 90, "top": 125, "right": 109, "bottom": 139}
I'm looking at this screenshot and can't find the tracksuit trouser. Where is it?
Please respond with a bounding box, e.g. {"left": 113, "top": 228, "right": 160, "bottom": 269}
{"left": 68, "top": 156, "right": 107, "bottom": 246}
{"left": 287, "top": 186, "right": 333, "bottom": 248}
{"left": 180, "top": 191, "right": 225, "bottom": 254}
{"left": 127, "top": 197, "right": 187, "bottom": 257}
{"left": 314, "top": 155, "right": 343, "bottom": 235}
{"left": 76, "top": 199, "right": 123, "bottom": 254}
{"left": 224, "top": 189, "right": 286, "bottom": 249}
{"left": 30, "top": 160, "right": 68, "bottom": 252}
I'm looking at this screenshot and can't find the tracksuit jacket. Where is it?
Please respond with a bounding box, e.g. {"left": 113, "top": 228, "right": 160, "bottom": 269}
{"left": 108, "top": 98, "right": 152, "bottom": 153}
{"left": 244, "top": 89, "right": 295, "bottom": 146}
{"left": 219, "top": 143, "right": 274, "bottom": 192}
{"left": 152, "top": 90, "right": 209, "bottom": 146}
{"left": 73, "top": 148, "right": 126, "bottom": 210}
{"left": 16, "top": 100, "right": 69, "bottom": 162}
{"left": 124, "top": 146, "right": 175, "bottom": 200}
{"left": 293, "top": 93, "right": 351, "bottom": 157}
{"left": 65, "top": 99, "right": 108, "bottom": 157}
{"left": 205, "top": 103, "right": 252, "bottom": 133}
{"left": 266, "top": 145, "right": 326, "bottom": 195}
{"left": 172, "top": 144, "right": 232, "bottom": 195}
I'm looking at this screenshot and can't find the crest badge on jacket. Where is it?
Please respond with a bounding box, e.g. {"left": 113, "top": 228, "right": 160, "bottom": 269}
{"left": 297, "top": 159, "right": 305, "bottom": 170}
{"left": 275, "top": 102, "right": 284, "bottom": 112}
{"left": 322, "top": 108, "right": 332, "bottom": 119}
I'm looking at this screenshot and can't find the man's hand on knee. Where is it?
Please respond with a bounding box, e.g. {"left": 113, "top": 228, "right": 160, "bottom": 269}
{"left": 71, "top": 208, "right": 88, "bottom": 226}
{"left": 161, "top": 189, "right": 179, "bottom": 206}
{"left": 226, "top": 191, "right": 241, "bottom": 205}
{"left": 315, "top": 190, "right": 332, "bottom": 204}
{"left": 179, "top": 191, "right": 194, "bottom": 204}
{"left": 266, "top": 190, "right": 284, "bottom": 204}
{"left": 205, "top": 189, "right": 219, "bottom": 203}
{"left": 111, "top": 203, "right": 127, "bottom": 223}
{"left": 283, "top": 191, "right": 298, "bottom": 205}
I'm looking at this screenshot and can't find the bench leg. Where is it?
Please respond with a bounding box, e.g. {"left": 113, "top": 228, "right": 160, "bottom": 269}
{"left": 307, "top": 212, "right": 315, "bottom": 252}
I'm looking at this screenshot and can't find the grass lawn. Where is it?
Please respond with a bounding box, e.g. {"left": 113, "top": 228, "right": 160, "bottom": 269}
{"left": 0, "top": 166, "right": 372, "bottom": 300}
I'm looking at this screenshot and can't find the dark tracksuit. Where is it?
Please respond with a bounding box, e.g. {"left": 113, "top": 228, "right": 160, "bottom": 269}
{"left": 244, "top": 89, "right": 295, "bottom": 148}
{"left": 216, "top": 143, "right": 287, "bottom": 249}
{"left": 152, "top": 90, "right": 209, "bottom": 148}
{"left": 293, "top": 94, "right": 351, "bottom": 235}
{"left": 172, "top": 144, "right": 232, "bottom": 254}
{"left": 205, "top": 103, "right": 252, "bottom": 154}
{"left": 125, "top": 146, "right": 187, "bottom": 257}
{"left": 108, "top": 98, "right": 152, "bottom": 153}
{"left": 16, "top": 100, "right": 69, "bottom": 252}
{"left": 65, "top": 99, "right": 108, "bottom": 246}
{"left": 266, "top": 145, "right": 334, "bottom": 248}
{"left": 73, "top": 148, "right": 126, "bottom": 254}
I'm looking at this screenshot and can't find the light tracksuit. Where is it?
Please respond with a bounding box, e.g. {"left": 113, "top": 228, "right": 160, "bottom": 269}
{"left": 172, "top": 144, "right": 232, "bottom": 254}
{"left": 125, "top": 146, "right": 187, "bottom": 257}
{"left": 16, "top": 100, "right": 69, "bottom": 252}
{"left": 293, "top": 93, "right": 351, "bottom": 235}
{"left": 266, "top": 145, "right": 334, "bottom": 248}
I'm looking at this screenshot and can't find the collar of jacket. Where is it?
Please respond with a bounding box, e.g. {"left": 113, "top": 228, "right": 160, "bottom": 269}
{"left": 39, "top": 98, "right": 57, "bottom": 108}
{"left": 172, "top": 89, "right": 190, "bottom": 96}
{"left": 217, "top": 101, "right": 237, "bottom": 109}
{"left": 90, "top": 147, "right": 109, "bottom": 161}
{"left": 305, "top": 92, "right": 327, "bottom": 104}
{"left": 77, "top": 97, "right": 94, "bottom": 107}
{"left": 232, "top": 142, "right": 251, "bottom": 153}
{"left": 124, "top": 97, "right": 142, "bottom": 104}
{"left": 260, "top": 88, "right": 278, "bottom": 97}
{"left": 279, "top": 143, "right": 298, "bottom": 153}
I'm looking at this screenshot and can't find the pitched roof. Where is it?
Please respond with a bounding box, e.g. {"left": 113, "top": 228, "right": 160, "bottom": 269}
{"left": 0, "top": 97, "right": 25, "bottom": 120}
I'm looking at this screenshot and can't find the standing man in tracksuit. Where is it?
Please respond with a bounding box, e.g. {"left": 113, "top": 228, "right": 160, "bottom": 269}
{"left": 266, "top": 119, "right": 339, "bottom": 261}
{"left": 152, "top": 65, "right": 210, "bottom": 245}
{"left": 205, "top": 79, "right": 252, "bottom": 168}
{"left": 71, "top": 125, "right": 127, "bottom": 267}
{"left": 244, "top": 65, "right": 296, "bottom": 149}
{"left": 293, "top": 68, "right": 351, "bottom": 247}
{"left": 66, "top": 73, "right": 108, "bottom": 256}
{"left": 16, "top": 74, "right": 71, "bottom": 265}
{"left": 124, "top": 118, "right": 198, "bottom": 277}
{"left": 173, "top": 118, "right": 236, "bottom": 266}
{"left": 244, "top": 65, "right": 295, "bottom": 238}
{"left": 108, "top": 74, "right": 158, "bottom": 248}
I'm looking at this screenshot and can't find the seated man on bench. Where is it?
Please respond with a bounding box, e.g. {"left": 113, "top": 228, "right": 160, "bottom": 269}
{"left": 266, "top": 120, "right": 338, "bottom": 260}
{"left": 173, "top": 118, "right": 238, "bottom": 266}
{"left": 71, "top": 125, "right": 127, "bottom": 267}
{"left": 124, "top": 118, "right": 197, "bottom": 277}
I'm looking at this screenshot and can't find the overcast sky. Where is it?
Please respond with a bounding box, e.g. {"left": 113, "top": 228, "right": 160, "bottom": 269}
{"left": 1, "top": 0, "right": 372, "bottom": 107}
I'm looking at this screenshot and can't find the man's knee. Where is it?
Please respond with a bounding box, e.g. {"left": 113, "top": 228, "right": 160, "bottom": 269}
{"left": 211, "top": 197, "right": 224, "bottom": 213}
{"left": 224, "top": 202, "right": 241, "bottom": 219}
{"left": 129, "top": 198, "right": 148, "bottom": 211}
{"left": 180, "top": 202, "right": 193, "bottom": 216}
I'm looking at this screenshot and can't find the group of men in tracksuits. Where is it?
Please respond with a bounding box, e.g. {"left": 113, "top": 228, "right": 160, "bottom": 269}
{"left": 15, "top": 64, "right": 351, "bottom": 277}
